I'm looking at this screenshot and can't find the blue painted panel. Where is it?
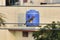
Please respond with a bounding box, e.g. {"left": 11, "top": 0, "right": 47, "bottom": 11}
{"left": 26, "top": 10, "right": 39, "bottom": 27}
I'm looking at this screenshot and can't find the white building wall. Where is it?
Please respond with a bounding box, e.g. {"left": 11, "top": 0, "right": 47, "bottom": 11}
{"left": 0, "top": 30, "right": 7, "bottom": 40}
{"left": 0, "top": 0, "right": 5, "bottom": 6}
{"left": 0, "top": 7, "right": 60, "bottom": 27}
{"left": 15, "top": 31, "right": 34, "bottom": 40}
{"left": 0, "top": 7, "right": 60, "bottom": 40}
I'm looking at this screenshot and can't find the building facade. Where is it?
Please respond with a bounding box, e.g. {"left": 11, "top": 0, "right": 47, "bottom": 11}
{"left": 0, "top": 0, "right": 60, "bottom": 40}
{"left": 1, "top": 0, "right": 60, "bottom": 6}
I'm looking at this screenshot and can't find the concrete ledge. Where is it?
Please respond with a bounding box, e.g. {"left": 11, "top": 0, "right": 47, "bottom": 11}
{"left": 0, "top": 27, "right": 40, "bottom": 32}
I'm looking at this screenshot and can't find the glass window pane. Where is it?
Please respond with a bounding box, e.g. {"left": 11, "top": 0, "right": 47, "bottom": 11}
{"left": 22, "top": 31, "right": 28, "bottom": 37}
{"left": 53, "top": 0, "right": 60, "bottom": 3}
{"left": 23, "top": 0, "right": 27, "bottom": 3}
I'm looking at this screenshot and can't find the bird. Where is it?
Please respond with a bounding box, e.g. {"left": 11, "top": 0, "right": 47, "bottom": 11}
{"left": 24, "top": 16, "right": 35, "bottom": 25}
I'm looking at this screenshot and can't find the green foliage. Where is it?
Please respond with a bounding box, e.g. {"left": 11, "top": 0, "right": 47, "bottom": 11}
{"left": 0, "top": 17, "right": 5, "bottom": 26}
{"left": 33, "top": 21, "right": 60, "bottom": 40}
{"left": 0, "top": 13, "right": 6, "bottom": 26}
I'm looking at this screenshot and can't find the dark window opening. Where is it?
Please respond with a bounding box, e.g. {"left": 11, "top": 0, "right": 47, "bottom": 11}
{"left": 22, "top": 31, "right": 28, "bottom": 37}
{"left": 6, "top": 0, "right": 19, "bottom": 6}
{"left": 23, "top": 0, "right": 27, "bottom": 3}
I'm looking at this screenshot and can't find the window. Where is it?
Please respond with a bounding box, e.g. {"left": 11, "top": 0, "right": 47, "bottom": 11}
{"left": 45, "top": 0, "right": 60, "bottom": 3}
{"left": 40, "top": 0, "right": 60, "bottom": 5}
{"left": 22, "top": 31, "right": 28, "bottom": 37}
{"left": 6, "top": 0, "right": 19, "bottom": 6}
{"left": 23, "top": 0, "right": 27, "bottom": 3}
{"left": 52, "top": 0, "right": 60, "bottom": 3}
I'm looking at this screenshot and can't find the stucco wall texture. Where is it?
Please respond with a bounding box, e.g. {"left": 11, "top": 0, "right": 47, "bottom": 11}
{"left": 0, "top": 7, "right": 60, "bottom": 40}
